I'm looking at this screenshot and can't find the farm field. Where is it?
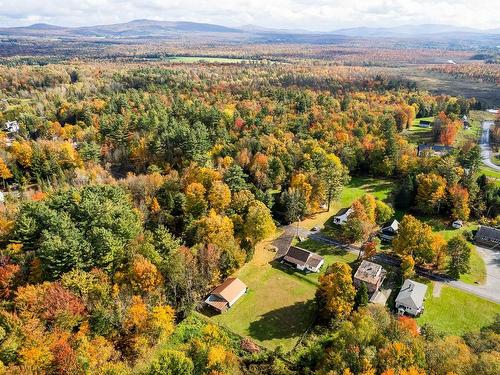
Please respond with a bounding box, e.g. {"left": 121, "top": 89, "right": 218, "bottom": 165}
{"left": 417, "top": 284, "right": 500, "bottom": 335}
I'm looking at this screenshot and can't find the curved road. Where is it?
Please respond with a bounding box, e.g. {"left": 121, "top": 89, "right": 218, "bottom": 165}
{"left": 480, "top": 120, "right": 500, "bottom": 171}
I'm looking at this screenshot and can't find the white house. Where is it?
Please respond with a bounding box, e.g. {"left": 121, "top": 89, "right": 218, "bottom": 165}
{"left": 452, "top": 220, "right": 463, "bottom": 229}
{"left": 282, "top": 246, "right": 324, "bottom": 273}
{"left": 333, "top": 207, "right": 353, "bottom": 225}
{"left": 395, "top": 279, "right": 428, "bottom": 317}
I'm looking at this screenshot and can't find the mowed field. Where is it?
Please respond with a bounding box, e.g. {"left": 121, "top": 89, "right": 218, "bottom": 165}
{"left": 417, "top": 284, "right": 500, "bottom": 335}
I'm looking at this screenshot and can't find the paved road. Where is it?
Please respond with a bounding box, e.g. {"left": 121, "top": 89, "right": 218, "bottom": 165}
{"left": 273, "top": 227, "right": 500, "bottom": 304}
{"left": 480, "top": 120, "right": 500, "bottom": 171}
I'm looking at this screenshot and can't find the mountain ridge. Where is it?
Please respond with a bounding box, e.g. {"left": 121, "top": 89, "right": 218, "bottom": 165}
{"left": 0, "top": 19, "right": 498, "bottom": 40}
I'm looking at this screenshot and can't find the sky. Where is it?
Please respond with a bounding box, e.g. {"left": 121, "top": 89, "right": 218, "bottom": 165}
{"left": 0, "top": 0, "right": 499, "bottom": 31}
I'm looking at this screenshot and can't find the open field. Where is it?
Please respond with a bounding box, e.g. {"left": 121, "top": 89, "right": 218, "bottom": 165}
{"left": 397, "top": 67, "right": 500, "bottom": 108}
{"left": 417, "top": 284, "right": 500, "bottom": 335}
{"left": 478, "top": 165, "right": 500, "bottom": 180}
{"left": 166, "top": 56, "right": 255, "bottom": 63}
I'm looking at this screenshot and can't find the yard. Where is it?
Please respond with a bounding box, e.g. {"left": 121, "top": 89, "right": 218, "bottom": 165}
{"left": 209, "top": 177, "right": 390, "bottom": 351}
{"left": 405, "top": 116, "right": 434, "bottom": 144}
{"left": 210, "top": 237, "right": 318, "bottom": 351}
{"left": 417, "top": 284, "right": 500, "bottom": 335}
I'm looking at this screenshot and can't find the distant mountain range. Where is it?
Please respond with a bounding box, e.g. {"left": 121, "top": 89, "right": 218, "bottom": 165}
{"left": 0, "top": 19, "right": 498, "bottom": 41}
{"left": 332, "top": 24, "right": 500, "bottom": 37}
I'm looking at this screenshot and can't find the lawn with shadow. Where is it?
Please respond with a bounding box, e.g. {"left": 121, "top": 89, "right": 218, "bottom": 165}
{"left": 248, "top": 300, "right": 317, "bottom": 342}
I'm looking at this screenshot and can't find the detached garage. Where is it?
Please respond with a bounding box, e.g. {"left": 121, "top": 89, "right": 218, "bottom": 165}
{"left": 205, "top": 277, "right": 248, "bottom": 313}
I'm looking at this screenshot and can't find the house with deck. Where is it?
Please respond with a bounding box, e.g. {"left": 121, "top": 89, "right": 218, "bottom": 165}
{"left": 395, "top": 279, "right": 427, "bottom": 317}
{"left": 353, "top": 260, "right": 386, "bottom": 293}
{"left": 205, "top": 277, "right": 247, "bottom": 313}
{"left": 282, "top": 245, "right": 324, "bottom": 273}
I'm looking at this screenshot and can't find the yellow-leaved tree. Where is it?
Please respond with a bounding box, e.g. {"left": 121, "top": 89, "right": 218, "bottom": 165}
{"left": 316, "top": 262, "right": 355, "bottom": 321}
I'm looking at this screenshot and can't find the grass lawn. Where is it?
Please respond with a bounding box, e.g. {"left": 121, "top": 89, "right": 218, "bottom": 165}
{"left": 478, "top": 165, "right": 500, "bottom": 180}
{"left": 405, "top": 117, "right": 434, "bottom": 144}
{"left": 209, "top": 238, "right": 318, "bottom": 352}
{"left": 417, "top": 284, "right": 500, "bottom": 335}
{"left": 297, "top": 176, "right": 395, "bottom": 232}
{"left": 209, "top": 224, "right": 360, "bottom": 351}
{"left": 492, "top": 153, "right": 500, "bottom": 166}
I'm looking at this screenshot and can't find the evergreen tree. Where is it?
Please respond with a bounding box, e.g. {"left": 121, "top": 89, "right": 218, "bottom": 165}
{"left": 354, "top": 282, "right": 369, "bottom": 309}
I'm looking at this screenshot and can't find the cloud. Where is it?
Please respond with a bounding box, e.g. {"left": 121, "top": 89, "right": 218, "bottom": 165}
{"left": 0, "top": 0, "right": 498, "bottom": 30}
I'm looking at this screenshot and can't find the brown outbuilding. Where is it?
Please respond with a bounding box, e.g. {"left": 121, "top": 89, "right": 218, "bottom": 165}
{"left": 205, "top": 277, "right": 248, "bottom": 313}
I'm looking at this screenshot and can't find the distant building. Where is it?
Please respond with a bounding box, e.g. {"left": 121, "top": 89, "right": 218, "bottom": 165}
{"left": 395, "top": 279, "right": 428, "bottom": 317}
{"left": 475, "top": 225, "right": 500, "bottom": 248}
{"left": 452, "top": 220, "right": 463, "bottom": 229}
{"left": 333, "top": 207, "right": 353, "bottom": 225}
{"left": 417, "top": 144, "right": 453, "bottom": 157}
{"left": 205, "top": 277, "right": 247, "bottom": 313}
{"left": 379, "top": 219, "right": 399, "bottom": 242}
{"left": 4, "top": 121, "right": 19, "bottom": 133}
{"left": 353, "top": 260, "right": 386, "bottom": 293}
{"left": 282, "top": 245, "right": 324, "bottom": 273}
{"left": 419, "top": 120, "right": 432, "bottom": 128}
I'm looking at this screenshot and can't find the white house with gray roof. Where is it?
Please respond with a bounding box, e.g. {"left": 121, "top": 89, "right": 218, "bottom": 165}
{"left": 395, "top": 279, "right": 428, "bottom": 317}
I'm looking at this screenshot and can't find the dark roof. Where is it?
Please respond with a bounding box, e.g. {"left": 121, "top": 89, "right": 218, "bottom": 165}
{"left": 475, "top": 226, "right": 500, "bottom": 242}
{"left": 381, "top": 219, "right": 399, "bottom": 233}
{"left": 334, "top": 207, "right": 351, "bottom": 217}
{"left": 419, "top": 120, "right": 432, "bottom": 125}
{"left": 284, "top": 246, "right": 311, "bottom": 266}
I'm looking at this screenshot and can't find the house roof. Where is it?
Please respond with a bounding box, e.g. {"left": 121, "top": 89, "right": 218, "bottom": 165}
{"left": 284, "top": 246, "right": 311, "bottom": 266}
{"left": 419, "top": 120, "right": 432, "bottom": 125}
{"left": 475, "top": 225, "right": 500, "bottom": 242}
{"left": 395, "top": 279, "right": 427, "bottom": 310}
{"left": 307, "top": 253, "right": 324, "bottom": 269}
{"left": 283, "top": 246, "right": 324, "bottom": 269}
{"left": 210, "top": 277, "right": 247, "bottom": 305}
{"left": 381, "top": 219, "right": 399, "bottom": 232}
{"left": 205, "top": 294, "right": 229, "bottom": 311}
{"left": 354, "top": 260, "right": 385, "bottom": 285}
{"left": 334, "top": 207, "right": 351, "bottom": 217}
